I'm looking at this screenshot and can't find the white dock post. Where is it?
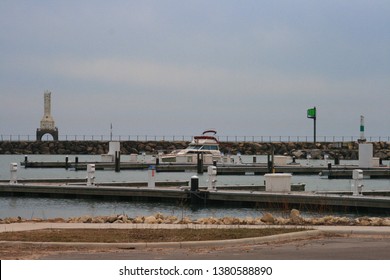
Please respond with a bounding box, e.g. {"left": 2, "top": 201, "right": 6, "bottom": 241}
{"left": 148, "top": 165, "right": 156, "bottom": 188}
{"left": 87, "top": 164, "right": 96, "bottom": 186}
{"left": 9, "top": 163, "right": 18, "bottom": 184}
{"left": 352, "top": 169, "right": 364, "bottom": 196}
{"left": 237, "top": 153, "right": 243, "bottom": 164}
{"left": 207, "top": 165, "right": 217, "bottom": 191}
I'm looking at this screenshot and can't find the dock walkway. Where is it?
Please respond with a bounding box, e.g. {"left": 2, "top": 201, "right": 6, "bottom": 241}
{"left": 1, "top": 181, "right": 390, "bottom": 213}
{"left": 20, "top": 160, "right": 390, "bottom": 177}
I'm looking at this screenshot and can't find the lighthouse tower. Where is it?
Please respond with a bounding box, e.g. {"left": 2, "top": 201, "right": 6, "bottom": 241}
{"left": 36, "top": 90, "right": 59, "bottom": 140}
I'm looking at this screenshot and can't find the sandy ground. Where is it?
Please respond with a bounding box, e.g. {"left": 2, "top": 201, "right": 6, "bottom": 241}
{"left": 2, "top": 234, "right": 390, "bottom": 260}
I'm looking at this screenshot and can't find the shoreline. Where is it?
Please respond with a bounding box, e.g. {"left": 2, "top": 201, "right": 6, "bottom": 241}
{"left": 2, "top": 210, "right": 390, "bottom": 227}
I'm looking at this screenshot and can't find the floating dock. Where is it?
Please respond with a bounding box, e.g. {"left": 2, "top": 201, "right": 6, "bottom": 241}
{"left": 0, "top": 178, "right": 189, "bottom": 187}
{"left": 321, "top": 168, "right": 390, "bottom": 179}
{"left": 21, "top": 161, "right": 150, "bottom": 170}
{"left": 21, "top": 159, "right": 390, "bottom": 178}
{"left": 1, "top": 181, "right": 389, "bottom": 213}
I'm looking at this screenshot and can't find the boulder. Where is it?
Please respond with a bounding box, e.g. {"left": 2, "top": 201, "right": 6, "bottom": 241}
{"left": 46, "top": 217, "right": 66, "bottom": 223}
{"left": 199, "top": 217, "right": 219, "bottom": 224}
{"left": 260, "top": 213, "right": 275, "bottom": 224}
{"left": 144, "top": 216, "right": 157, "bottom": 224}
{"left": 106, "top": 215, "right": 119, "bottom": 223}
{"left": 289, "top": 209, "right": 303, "bottom": 224}
{"left": 355, "top": 217, "right": 371, "bottom": 226}
{"left": 220, "top": 216, "right": 242, "bottom": 225}
{"left": 163, "top": 216, "right": 178, "bottom": 224}
{"left": 154, "top": 212, "right": 165, "bottom": 220}
{"left": 291, "top": 150, "right": 305, "bottom": 159}
{"left": 91, "top": 217, "right": 105, "bottom": 223}
{"left": 117, "top": 214, "right": 128, "bottom": 223}
{"left": 78, "top": 215, "right": 93, "bottom": 223}
{"left": 275, "top": 217, "right": 290, "bottom": 225}
{"left": 132, "top": 216, "right": 144, "bottom": 224}
{"left": 368, "top": 217, "right": 383, "bottom": 226}
{"left": 177, "top": 217, "right": 192, "bottom": 224}
{"left": 382, "top": 219, "right": 390, "bottom": 226}
{"left": 309, "top": 149, "right": 322, "bottom": 159}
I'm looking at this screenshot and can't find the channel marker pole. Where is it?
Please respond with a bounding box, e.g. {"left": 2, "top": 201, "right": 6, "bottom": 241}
{"left": 307, "top": 107, "right": 317, "bottom": 144}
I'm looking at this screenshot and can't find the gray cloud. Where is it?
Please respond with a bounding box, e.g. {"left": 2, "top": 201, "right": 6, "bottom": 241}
{"left": 1, "top": 1, "right": 389, "bottom": 138}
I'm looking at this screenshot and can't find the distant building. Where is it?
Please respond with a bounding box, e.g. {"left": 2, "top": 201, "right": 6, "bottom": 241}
{"left": 36, "top": 90, "right": 59, "bottom": 141}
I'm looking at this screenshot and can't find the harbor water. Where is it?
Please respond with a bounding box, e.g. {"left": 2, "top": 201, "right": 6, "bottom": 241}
{"left": 1, "top": 154, "right": 389, "bottom": 219}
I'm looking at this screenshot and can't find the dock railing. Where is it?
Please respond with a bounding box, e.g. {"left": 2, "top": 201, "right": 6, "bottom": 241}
{"left": 1, "top": 134, "right": 390, "bottom": 142}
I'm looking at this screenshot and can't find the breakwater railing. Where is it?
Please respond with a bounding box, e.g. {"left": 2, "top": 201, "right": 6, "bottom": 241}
{"left": 1, "top": 134, "right": 390, "bottom": 143}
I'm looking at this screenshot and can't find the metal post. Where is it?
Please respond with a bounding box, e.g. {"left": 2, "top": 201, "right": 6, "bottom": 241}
{"left": 267, "top": 154, "right": 271, "bottom": 172}
{"left": 110, "top": 123, "right": 113, "bottom": 141}
{"left": 115, "top": 151, "right": 121, "bottom": 172}
{"left": 307, "top": 107, "right": 316, "bottom": 144}
{"left": 191, "top": 176, "right": 199, "bottom": 192}
{"left": 359, "top": 115, "right": 366, "bottom": 142}
{"left": 313, "top": 111, "right": 316, "bottom": 144}
{"left": 65, "top": 156, "right": 69, "bottom": 170}
{"left": 75, "top": 156, "right": 79, "bottom": 171}
{"left": 197, "top": 152, "right": 203, "bottom": 174}
{"left": 148, "top": 165, "right": 156, "bottom": 188}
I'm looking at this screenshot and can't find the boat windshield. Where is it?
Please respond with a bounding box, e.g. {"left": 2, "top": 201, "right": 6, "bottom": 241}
{"left": 202, "top": 145, "right": 219, "bottom": 150}
{"left": 187, "top": 145, "right": 219, "bottom": 151}
{"left": 187, "top": 145, "right": 218, "bottom": 151}
{"left": 187, "top": 145, "right": 203, "bottom": 150}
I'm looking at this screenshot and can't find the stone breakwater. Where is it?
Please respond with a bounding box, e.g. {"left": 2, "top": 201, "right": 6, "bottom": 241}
{"left": 0, "top": 141, "right": 389, "bottom": 160}
{"left": 1, "top": 210, "right": 390, "bottom": 226}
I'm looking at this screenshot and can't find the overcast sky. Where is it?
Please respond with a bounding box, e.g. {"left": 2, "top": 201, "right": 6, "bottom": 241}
{"left": 1, "top": 0, "right": 389, "bottom": 139}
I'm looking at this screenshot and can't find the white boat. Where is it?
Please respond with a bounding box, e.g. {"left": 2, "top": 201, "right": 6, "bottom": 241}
{"left": 160, "top": 130, "right": 223, "bottom": 164}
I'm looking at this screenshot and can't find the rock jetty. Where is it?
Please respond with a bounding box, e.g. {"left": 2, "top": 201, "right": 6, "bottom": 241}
{"left": 0, "top": 140, "right": 389, "bottom": 160}
{"left": 2, "top": 210, "right": 390, "bottom": 226}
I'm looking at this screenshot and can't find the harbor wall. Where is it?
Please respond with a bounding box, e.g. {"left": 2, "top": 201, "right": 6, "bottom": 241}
{"left": 0, "top": 140, "right": 389, "bottom": 160}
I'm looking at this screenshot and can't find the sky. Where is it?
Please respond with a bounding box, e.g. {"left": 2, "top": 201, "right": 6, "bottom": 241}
{"left": 1, "top": 0, "right": 389, "bottom": 139}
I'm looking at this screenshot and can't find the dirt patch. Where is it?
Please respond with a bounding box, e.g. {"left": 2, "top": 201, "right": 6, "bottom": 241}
{"left": 0, "top": 243, "right": 118, "bottom": 260}
{"left": 0, "top": 228, "right": 307, "bottom": 259}
{"left": 0, "top": 228, "right": 305, "bottom": 243}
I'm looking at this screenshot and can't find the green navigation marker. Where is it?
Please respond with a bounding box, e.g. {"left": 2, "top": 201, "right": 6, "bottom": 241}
{"left": 307, "top": 107, "right": 316, "bottom": 119}
{"left": 307, "top": 107, "right": 317, "bottom": 143}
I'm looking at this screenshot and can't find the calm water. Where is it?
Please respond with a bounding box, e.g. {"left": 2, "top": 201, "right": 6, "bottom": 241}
{"left": 0, "top": 154, "right": 389, "bottom": 219}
